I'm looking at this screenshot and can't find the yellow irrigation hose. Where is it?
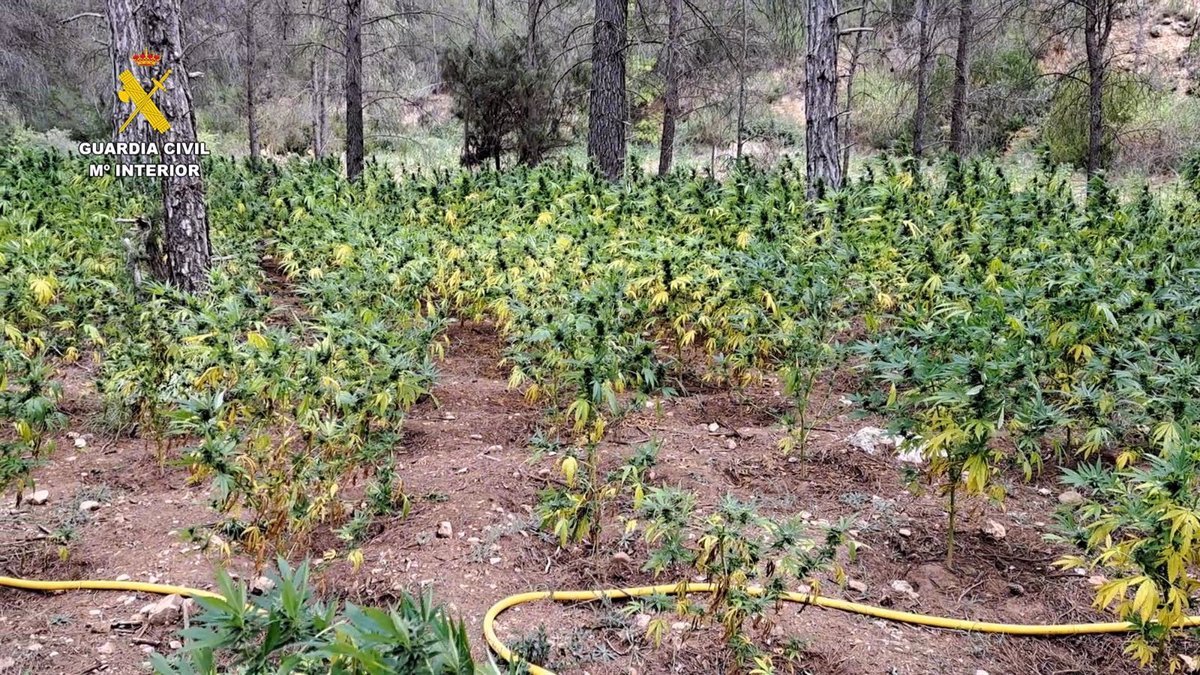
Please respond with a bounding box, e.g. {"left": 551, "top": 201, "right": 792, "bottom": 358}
{"left": 482, "top": 582, "right": 1200, "bottom": 675}
{"left": 6, "top": 575, "right": 1200, "bottom": 675}
{"left": 0, "top": 575, "right": 224, "bottom": 600}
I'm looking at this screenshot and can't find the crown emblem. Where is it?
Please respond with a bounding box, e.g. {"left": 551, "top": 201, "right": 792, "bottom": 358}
{"left": 132, "top": 50, "right": 161, "bottom": 67}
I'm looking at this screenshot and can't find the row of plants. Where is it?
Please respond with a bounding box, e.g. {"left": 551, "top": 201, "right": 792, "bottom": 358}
{"left": 5, "top": 144, "right": 1200, "bottom": 669}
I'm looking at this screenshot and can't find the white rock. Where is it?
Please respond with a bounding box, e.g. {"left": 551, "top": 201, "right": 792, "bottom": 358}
{"left": 897, "top": 527, "right": 912, "bottom": 537}
{"left": 251, "top": 576, "right": 275, "bottom": 594}
{"left": 706, "top": 422, "right": 720, "bottom": 432}
{"left": 633, "top": 613, "right": 652, "bottom": 630}
{"left": 1037, "top": 487, "right": 1052, "bottom": 496}
{"left": 115, "top": 574, "right": 131, "bottom": 582}
{"left": 97, "top": 641, "right": 115, "bottom": 655}
{"left": 895, "top": 441, "right": 925, "bottom": 465}
{"left": 469, "top": 434, "right": 483, "bottom": 440}
{"left": 890, "top": 580, "right": 919, "bottom": 599}
{"left": 725, "top": 439, "right": 737, "bottom": 450}
{"left": 142, "top": 594, "right": 184, "bottom": 626}
{"left": 974, "top": 670, "right": 991, "bottom": 675}
{"left": 982, "top": 519, "right": 1007, "bottom": 540}
{"left": 74, "top": 436, "right": 88, "bottom": 449}
{"left": 1058, "top": 490, "right": 1084, "bottom": 506}
{"left": 484, "top": 445, "right": 502, "bottom": 454}
{"left": 846, "top": 427, "right": 895, "bottom": 455}
{"left": 28, "top": 490, "right": 49, "bottom": 505}
{"left": 847, "top": 579, "right": 868, "bottom": 594}
{"left": 79, "top": 500, "right": 102, "bottom": 513}
{"left": 436, "top": 521, "right": 453, "bottom": 538}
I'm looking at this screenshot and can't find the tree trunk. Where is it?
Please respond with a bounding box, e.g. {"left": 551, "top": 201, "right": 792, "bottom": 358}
{"left": 518, "top": 0, "right": 546, "bottom": 166}
{"left": 105, "top": 0, "right": 146, "bottom": 145}
{"left": 658, "top": 0, "right": 682, "bottom": 175}
{"left": 804, "top": 0, "right": 841, "bottom": 197}
{"left": 587, "top": 0, "right": 628, "bottom": 181}
{"left": 949, "top": 0, "right": 973, "bottom": 154}
{"left": 911, "top": 0, "right": 933, "bottom": 158}
{"left": 1084, "top": 0, "right": 1110, "bottom": 176}
{"left": 736, "top": 0, "right": 748, "bottom": 158}
{"left": 526, "top": 0, "right": 540, "bottom": 69}
{"left": 139, "top": 0, "right": 212, "bottom": 293}
{"left": 842, "top": 6, "right": 868, "bottom": 177}
{"left": 312, "top": 53, "right": 329, "bottom": 158}
{"left": 345, "top": 0, "right": 364, "bottom": 181}
{"left": 244, "top": 0, "right": 260, "bottom": 159}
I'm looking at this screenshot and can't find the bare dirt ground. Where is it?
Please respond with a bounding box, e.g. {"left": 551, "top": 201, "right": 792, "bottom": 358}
{"left": 1, "top": 321, "right": 1143, "bottom": 674}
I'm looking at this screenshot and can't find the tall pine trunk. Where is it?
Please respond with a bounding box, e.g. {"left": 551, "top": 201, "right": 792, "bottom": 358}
{"left": 345, "top": 0, "right": 364, "bottom": 181}
{"left": 1084, "top": 0, "right": 1110, "bottom": 177}
{"left": 735, "top": 0, "right": 748, "bottom": 158}
{"left": 105, "top": 0, "right": 146, "bottom": 145}
{"left": 658, "top": 0, "right": 682, "bottom": 175}
{"left": 140, "top": 0, "right": 212, "bottom": 292}
{"left": 804, "top": 0, "right": 841, "bottom": 197}
{"left": 518, "top": 0, "right": 546, "bottom": 165}
{"left": 587, "top": 0, "right": 628, "bottom": 181}
{"left": 244, "top": 0, "right": 259, "bottom": 158}
{"left": 911, "top": 0, "right": 933, "bottom": 157}
{"left": 949, "top": 0, "right": 973, "bottom": 154}
{"left": 312, "top": 53, "right": 329, "bottom": 158}
{"left": 841, "top": 6, "right": 868, "bottom": 177}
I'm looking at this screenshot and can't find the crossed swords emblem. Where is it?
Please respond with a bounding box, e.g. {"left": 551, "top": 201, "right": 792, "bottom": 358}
{"left": 117, "top": 68, "right": 173, "bottom": 134}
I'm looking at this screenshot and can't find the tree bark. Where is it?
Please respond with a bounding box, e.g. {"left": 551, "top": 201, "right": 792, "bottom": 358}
{"left": 244, "top": 0, "right": 260, "bottom": 159}
{"left": 518, "top": 0, "right": 547, "bottom": 166}
{"left": 658, "top": 0, "right": 682, "bottom": 175}
{"left": 949, "top": 0, "right": 973, "bottom": 154}
{"left": 345, "top": 0, "right": 364, "bottom": 181}
{"left": 587, "top": 0, "right": 628, "bottom": 181}
{"left": 105, "top": 0, "right": 146, "bottom": 145}
{"left": 312, "top": 53, "right": 329, "bottom": 158}
{"left": 1083, "top": 0, "right": 1113, "bottom": 176}
{"left": 140, "top": 0, "right": 212, "bottom": 293}
{"left": 736, "top": 0, "right": 748, "bottom": 158}
{"left": 841, "top": 5, "right": 868, "bottom": 177}
{"left": 911, "top": 0, "right": 933, "bottom": 158}
{"left": 804, "top": 0, "right": 841, "bottom": 197}
{"left": 526, "top": 0, "right": 541, "bottom": 69}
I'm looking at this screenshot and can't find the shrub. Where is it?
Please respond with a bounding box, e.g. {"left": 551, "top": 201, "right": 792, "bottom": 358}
{"left": 849, "top": 68, "right": 913, "bottom": 151}
{"left": 1043, "top": 71, "right": 1147, "bottom": 168}
{"left": 967, "top": 42, "right": 1047, "bottom": 152}
{"left": 1114, "top": 93, "right": 1200, "bottom": 175}
{"left": 1055, "top": 448, "right": 1200, "bottom": 672}
{"left": 152, "top": 558, "right": 482, "bottom": 674}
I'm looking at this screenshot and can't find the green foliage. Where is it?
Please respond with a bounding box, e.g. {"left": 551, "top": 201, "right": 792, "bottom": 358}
{"left": 1045, "top": 72, "right": 1147, "bottom": 168}
{"left": 536, "top": 440, "right": 658, "bottom": 548}
{"left": 7, "top": 143, "right": 1200, "bottom": 674}
{"left": 968, "top": 42, "right": 1045, "bottom": 151}
{"left": 0, "top": 344, "right": 65, "bottom": 499}
{"left": 440, "top": 39, "right": 568, "bottom": 167}
{"left": 1055, "top": 443, "right": 1200, "bottom": 671}
{"left": 849, "top": 68, "right": 914, "bottom": 151}
{"left": 151, "top": 558, "right": 482, "bottom": 674}
{"left": 1115, "top": 91, "right": 1200, "bottom": 174}
{"left": 635, "top": 491, "right": 852, "bottom": 671}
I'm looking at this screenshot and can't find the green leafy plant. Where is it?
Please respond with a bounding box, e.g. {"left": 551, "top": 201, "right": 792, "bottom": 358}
{"left": 152, "top": 558, "right": 482, "bottom": 674}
